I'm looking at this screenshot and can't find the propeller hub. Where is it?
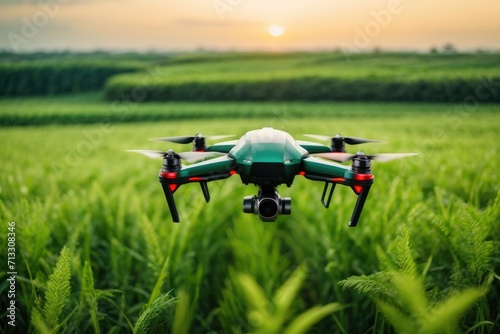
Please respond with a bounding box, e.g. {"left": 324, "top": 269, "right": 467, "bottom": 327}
{"left": 351, "top": 151, "right": 372, "bottom": 174}
{"left": 331, "top": 134, "right": 346, "bottom": 153}
{"left": 163, "top": 150, "right": 181, "bottom": 171}
{"left": 193, "top": 134, "right": 206, "bottom": 151}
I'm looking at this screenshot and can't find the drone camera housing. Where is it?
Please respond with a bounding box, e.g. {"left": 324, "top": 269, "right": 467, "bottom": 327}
{"left": 242, "top": 188, "right": 291, "bottom": 222}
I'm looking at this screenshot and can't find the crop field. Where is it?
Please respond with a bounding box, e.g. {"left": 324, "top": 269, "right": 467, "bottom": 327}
{"left": 2, "top": 51, "right": 500, "bottom": 102}
{"left": 104, "top": 52, "right": 500, "bottom": 102}
{"left": 1, "top": 91, "right": 499, "bottom": 333}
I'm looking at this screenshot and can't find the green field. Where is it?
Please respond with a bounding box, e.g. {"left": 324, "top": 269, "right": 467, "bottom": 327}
{"left": 5, "top": 91, "right": 500, "bottom": 126}
{"left": 1, "top": 93, "right": 499, "bottom": 333}
{"left": 105, "top": 52, "right": 500, "bottom": 102}
{"left": 2, "top": 51, "right": 500, "bottom": 102}
{"left": 109, "top": 52, "right": 500, "bottom": 83}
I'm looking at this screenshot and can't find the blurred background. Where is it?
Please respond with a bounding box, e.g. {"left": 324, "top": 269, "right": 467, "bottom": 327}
{"left": 1, "top": 0, "right": 500, "bottom": 52}
{"left": 1, "top": 1, "right": 499, "bottom": 333}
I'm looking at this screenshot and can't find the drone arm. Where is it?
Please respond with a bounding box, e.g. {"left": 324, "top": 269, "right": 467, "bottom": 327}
{"left": 296, "top": 140, "right": 332, "bottom": 154}
{"left": 159, "top": 156, "right": 236, "bottom": 222}
{"left": 182, "top": 155, "right": 234, "bottom": 175}
{"left": 205, "top": 140, "right": 239, "bottom": 153}
{"left": 301, "top": 156, "right": 350, "bottom": 180}
{"left": 301, "top": 157, "right": 374, "bottom": 226}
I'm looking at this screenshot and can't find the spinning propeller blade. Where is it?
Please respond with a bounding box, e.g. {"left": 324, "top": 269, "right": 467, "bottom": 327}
{"left": 127, "top": 149, "right": 168, "bottom": 159}
{"left": 177, "top": 151, "right": 226, "bottom": 163}
{"left": 315, "top": 152, "right": 418, "bottom": 163}
{"left": 314, "top": 152, "right": 356, "bottom": 162}
{"left": 303, "top": 134, "right": 332, "bottom": 141}
{"left": 150, "top": 134, "right": 235, "bottom": 143}
{"left": 344, "top": 136, "right": 382, "bottom": 145}
{"left": 363, "top": 153, "right": 418, "bottom": 162}
{"left": 127, "top": 150, "right": 226, "bottom": 162}
{"left": 304, "top": 134, "right": 382, "bottom": 145}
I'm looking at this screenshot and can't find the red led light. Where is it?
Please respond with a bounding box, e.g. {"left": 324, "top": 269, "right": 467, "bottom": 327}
{"left": 332, "top": 177, "right": 344, "bottom": 182}
{"left": 160, "top": 171, "right": 178, "bottom": 179}
{"left": 189, "top": 177, "right": 204, "bottom": 182}
{"left": 353, "top": 185, "right": 363, "bottom": 194}
{"left": 354, "top": 173, "right": 374, "bottom": 181}
{"left": 230, "top": 170, "right": 237, "bottom": 175}
{"left": 299, "top": 171, "right": 306, "bottom": 176}
{"left": 169, "top": 184, "right": 179, "bottom": 192}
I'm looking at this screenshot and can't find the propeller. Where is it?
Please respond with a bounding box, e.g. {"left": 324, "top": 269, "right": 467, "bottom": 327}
{"left": 304, "top": 134, "right": 382, "bottom": 145}
{"left": 150, "top": 134, "right": 235, "bottom": 144}
{"left": 127, "top": 150, "right": 226, "bottom": 162}
{"left": 315, "top": 151, "right": 418, "bottom": 163}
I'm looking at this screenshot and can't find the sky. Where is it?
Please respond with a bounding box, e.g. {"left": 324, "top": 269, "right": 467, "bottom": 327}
{"left": 0, "top": 0, "right": 499, "bottom": 53}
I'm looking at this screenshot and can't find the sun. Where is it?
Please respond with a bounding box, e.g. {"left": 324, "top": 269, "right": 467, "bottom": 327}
{"left": 267, "top": 24, "right": 285, "bottom": 37}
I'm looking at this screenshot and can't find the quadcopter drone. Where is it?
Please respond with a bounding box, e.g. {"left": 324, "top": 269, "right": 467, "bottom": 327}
{"left": 129, "top": 127, "right": 416, "bottom": 226}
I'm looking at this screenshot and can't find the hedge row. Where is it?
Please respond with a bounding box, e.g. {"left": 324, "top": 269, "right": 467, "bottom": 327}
{"left": 104, "top": 76, "right": 500, "bottom": 103}
{"left": 0, "top": 62, "right": 143, "bottom": 96}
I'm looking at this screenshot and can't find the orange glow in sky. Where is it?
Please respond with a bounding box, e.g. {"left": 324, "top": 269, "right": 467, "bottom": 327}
{"left": 0, "top": 0, "right": 499, "bottom": 52}
{"left": 268, "top": 25, "right": 285, "bottom": 37}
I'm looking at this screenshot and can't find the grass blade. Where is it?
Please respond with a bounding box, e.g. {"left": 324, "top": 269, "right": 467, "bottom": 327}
{"left": 273, "top": 265, "right": 307, "bottom": 313}
{"left": 172, "top": 289, "right": 193, "bottom": 334}
{"left": 134, "top": 292, "right": 176, "bottom": 334}
{"left": 426, "top": 288, "right": 485, "bottom": 333}
{"left": 238, "top": 273, "right": 270, "bottom": 317}
{"left": 42, "top": 246, "right": 72, "bottom": 330}
{"left": 284, "top": 303, "right": 344, "bottom": 334}
{"left": 82, "top": 261, "right": 100, "bottom": 333}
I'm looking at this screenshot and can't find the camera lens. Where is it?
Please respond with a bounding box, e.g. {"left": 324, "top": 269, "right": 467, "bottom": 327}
{"left": 258, "top": 198, "right": 279, "bottom": 219}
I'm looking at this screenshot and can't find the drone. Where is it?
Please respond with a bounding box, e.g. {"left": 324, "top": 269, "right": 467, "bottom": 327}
{"left": 128, "top": 127, "right": 416, "bottom": 226}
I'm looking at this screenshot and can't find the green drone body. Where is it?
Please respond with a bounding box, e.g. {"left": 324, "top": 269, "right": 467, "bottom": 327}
{"left": 129, "top": 127, "right": 416, "bottom": 225}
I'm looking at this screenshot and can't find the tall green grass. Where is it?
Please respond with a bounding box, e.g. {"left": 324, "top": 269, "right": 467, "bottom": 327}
{"left": 0, "top": 108, "right": 499, "bottom": 333}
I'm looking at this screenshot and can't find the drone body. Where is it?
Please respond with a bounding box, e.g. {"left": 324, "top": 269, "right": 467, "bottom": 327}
{"left": 129, "top": 127, "right": 416, "bottom": 226}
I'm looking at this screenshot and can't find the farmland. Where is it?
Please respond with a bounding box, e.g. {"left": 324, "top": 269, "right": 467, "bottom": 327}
{"left": 104, "top": 52, "right": 500, "bottom": 102}
{"left": 2, "top": 51, "right": 500, "bottom": 102}
{"left": 0, "top": 51, "right": 500, "bottom": 333}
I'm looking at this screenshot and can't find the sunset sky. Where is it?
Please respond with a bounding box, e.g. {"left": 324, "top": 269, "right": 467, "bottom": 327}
{"left": 1, "top": 0, "right": 499, "bottom": 52}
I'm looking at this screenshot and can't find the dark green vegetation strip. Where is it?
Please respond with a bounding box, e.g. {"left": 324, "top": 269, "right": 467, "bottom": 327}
{"left": 106, "top": 76, "right": 500, "bottom": 102}
{"left": 3, "top": 92, "right": 500, "bottom": 127}
{"left": 0, "top": 60, "right": 143, "bottom": 96}
{"left": 104, "top": 52, "right": 500, "bottom": 102}
{"left": 1, "top": 51, "right": 500, "bottom": 101}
